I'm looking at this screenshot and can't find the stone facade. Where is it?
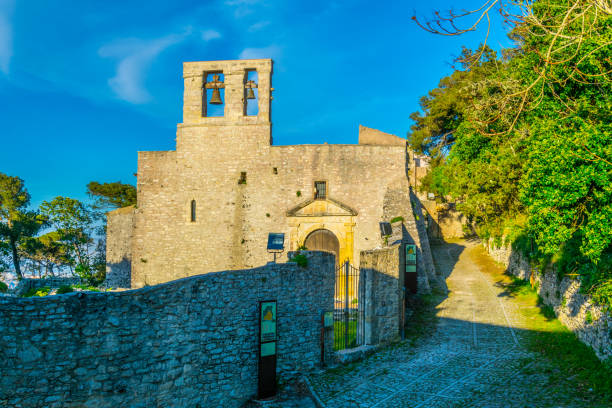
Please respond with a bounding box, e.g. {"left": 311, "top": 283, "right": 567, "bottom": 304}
{"left": 483, "top": 239, "right": 611, "bottom": 361}
{"left": 421, "top": 201, "right": 467, "bottom": 240}
{"left": 105, "top": 206, "right": 134, "bottom": 288}
{"left": 107, "top": 58, "right": 435, "bottom": 290}
{"left": 0, "top": 252, "right": 334, "bottom": 408}
{"left": 361, "top": 244, "right": 404, "bottom": 345}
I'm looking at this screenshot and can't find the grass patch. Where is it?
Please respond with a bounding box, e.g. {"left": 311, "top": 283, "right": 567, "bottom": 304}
{"left": 470, "top": 244, "right": 612, "bottom": 401}
{"left": 334, "top": 319, "right": 358, "bottom": 350}
{"left": 404, "top": 289, "right": 446, "bottom": 347}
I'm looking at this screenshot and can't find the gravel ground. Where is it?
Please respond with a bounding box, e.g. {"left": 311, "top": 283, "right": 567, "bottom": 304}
{"left": 306, "top": 240, "right": 610, "bottom": 408}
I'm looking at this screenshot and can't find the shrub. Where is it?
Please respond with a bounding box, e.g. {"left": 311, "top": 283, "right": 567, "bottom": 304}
{"left": 0, "top": 281, "right": 8, "bottom": 293}
{"left": 289, "top": 253, "right": 308, "bottom": 268}
{"left": 56, "top": 285, "right": 74, "bottom": 294}
{"left": 390, "top": 216, "right": 404, "bottom": 223}
{"left": 22, "top": 286, "right": 51, "bottom": 297}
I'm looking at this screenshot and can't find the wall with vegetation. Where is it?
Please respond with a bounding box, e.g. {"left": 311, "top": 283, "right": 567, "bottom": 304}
{"left": 484, "top": 240, "right": 611, "bottom": 361}
{"left": 0, "top": 251, "right": 334, "bottom": 408}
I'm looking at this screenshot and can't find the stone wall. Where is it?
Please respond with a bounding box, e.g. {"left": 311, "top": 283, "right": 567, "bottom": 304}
{"left": 421, "top": 201, "right": 467, "bottom": 240}
{"left": 483, "top": 240, "right": 611, "bottom": 361}
{"left": 105, "top": 206, "right": 134, "bottom": 288}
{"left": 361, "top": 244, "right": 404, "bottom": 345}
{"left": 11, "top": 277, "right": 82, "bottom": 296}
{"left": 0, "top": 251, "right": 335, "bottom": 408}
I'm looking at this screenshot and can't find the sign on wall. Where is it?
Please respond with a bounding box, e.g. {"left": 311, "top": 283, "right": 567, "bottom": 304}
{"left": 258, "top": 300, "right": 277, "bottom": 399}
{"left": 405, "top": 244, "right": 418, "bottom": 294}
{"left": 405, "top": 244, "right": 417, "bottom": 273}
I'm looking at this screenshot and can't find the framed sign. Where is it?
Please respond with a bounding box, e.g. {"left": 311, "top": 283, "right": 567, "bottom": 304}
{"left": 323, "top": 311, "right": 334, "bottom": 328}
{"left": 405, "top": 245, "right": 418, "bottom": 294}
{"left": 258, "top": 300, "right": 277, "bottom": 399}
{"left": 260, "top": 301, "right": 277, "bottom": 342}
{"left": 405, "top": 244, "right": 416, "bottom": 263}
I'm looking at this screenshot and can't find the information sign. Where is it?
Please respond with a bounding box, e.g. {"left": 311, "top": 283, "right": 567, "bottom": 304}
{"left": 323, "top": 311, "right": 334, "bottom": 328}
{"left": 258, "top": 300, "right": 277, "bottom": 399}
{"left": 260, "top": 301, "right": 277, "bottom": 342}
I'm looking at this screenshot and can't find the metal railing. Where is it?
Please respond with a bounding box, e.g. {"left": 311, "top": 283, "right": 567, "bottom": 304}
{"left": 333, "top": 260, "right": 365, "bottom": 351}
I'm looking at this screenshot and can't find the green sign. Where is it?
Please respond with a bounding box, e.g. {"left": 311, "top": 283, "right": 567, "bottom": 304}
{"left": 260, "top": 301, "right": 277, "bottom": 343}
{"left": 406, "top": 244, "right": 417, "bottom": 273}
{"left": 323, "top": 311, "right": 334, "bottom": 328}
{"left": 261, "top": 341, "right": 276, "bottom": 357}
{"left": 406, "top": 245, "right": 416, "bottom": 262}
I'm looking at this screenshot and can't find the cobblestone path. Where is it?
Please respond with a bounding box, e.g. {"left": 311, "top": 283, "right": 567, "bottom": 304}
{"left": 307, "top": 240, "right": 608, "bottom": 408}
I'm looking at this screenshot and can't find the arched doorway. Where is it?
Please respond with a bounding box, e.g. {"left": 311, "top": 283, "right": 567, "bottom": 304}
{"left": 304, "top": 229, "right": 340, "bottom": 265}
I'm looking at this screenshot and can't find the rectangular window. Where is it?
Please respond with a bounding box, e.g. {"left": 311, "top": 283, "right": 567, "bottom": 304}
{"left": 314, "top": 181, "right": 326, "bottom": 200}
{"left": 238, "top": 172, "right": 247, "bottom": 185}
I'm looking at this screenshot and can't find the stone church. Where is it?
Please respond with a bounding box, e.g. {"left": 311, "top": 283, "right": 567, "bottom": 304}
{"left": 106, "top": 59, "right": 436, "bottom": 290}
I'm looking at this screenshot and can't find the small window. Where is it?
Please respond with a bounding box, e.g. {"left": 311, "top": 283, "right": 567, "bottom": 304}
{"left": 190, "top": 200, "right": 196, "bottom": 222}
{"left": 272, "top": 167, "right": 278, "bottom": 174}
{"left": 314, "top": 181, "right": 326, "bottom": 200}
{"left": 238, "top": 172, "right": 247, "bottom": 185}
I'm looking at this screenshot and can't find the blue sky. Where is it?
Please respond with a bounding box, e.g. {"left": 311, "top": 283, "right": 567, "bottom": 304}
{"left": 0, "top": 0, "right": 511, "bottom": 207}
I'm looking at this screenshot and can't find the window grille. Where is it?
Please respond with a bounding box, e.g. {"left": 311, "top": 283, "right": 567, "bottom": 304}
{"left": 315, "top": 181, "right": 327, "bottom": 199}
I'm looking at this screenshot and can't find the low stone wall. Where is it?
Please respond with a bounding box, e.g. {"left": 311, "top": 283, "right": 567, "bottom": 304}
{"left": 0, "top": 252, "right": 334, "bottom": 408}
{"left": 360, "top": 244, "right": 404, "bottom": 345}
{"left": 483, "top": 239, "right": 611, "bottom": 361}
{"left": 11, "top": 277, "right": 82, "bottom": 296}
{"left": 421, "top": 200, "right": 467, "bottom": 240}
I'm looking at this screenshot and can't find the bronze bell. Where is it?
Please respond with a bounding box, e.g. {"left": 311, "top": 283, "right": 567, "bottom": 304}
{"left": 210, "top": 88, "right": 223, "bottom": 105}
{"left": 246, "top": 87, "right": 256, "bottom": 100}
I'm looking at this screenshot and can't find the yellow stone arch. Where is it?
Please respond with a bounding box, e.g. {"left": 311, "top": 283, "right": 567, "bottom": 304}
{"left": 286, "top": 198, "right": 357, "bottom": 265}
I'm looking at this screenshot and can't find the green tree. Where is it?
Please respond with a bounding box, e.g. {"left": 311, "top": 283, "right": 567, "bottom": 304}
{"left": 86, "top": 181, "right": 136, "bottom": 210}
{"left": 0, "top": 173, "right": 46, "bottom": 279}
{"left": 411, "top": 0, "right": 612, "bottom": 304}
{"left": 39, "top": 196, "right": 98, "bottom": 281}
{"left": 21, "top": 231, "right": 72, "bottom": 277}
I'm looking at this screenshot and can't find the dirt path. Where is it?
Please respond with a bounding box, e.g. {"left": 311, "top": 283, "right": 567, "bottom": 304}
{"left": 307, "top": 240, "right": 609, "bottom": 408}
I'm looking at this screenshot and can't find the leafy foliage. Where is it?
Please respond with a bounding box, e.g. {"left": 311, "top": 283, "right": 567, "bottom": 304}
{"left": 0, "top": 173, "right": 47, "bottom": 279}
{"left": 289, "top": 253, "right": 308, "bottom": 267}
{"left": 21, "top": 286, "right": 51, "bottom": 297}
{"left": 86, "top": 181, "right": 136, "bottom": 210}
{"left": 0, "top": 281, "right": 7, "bottom": 293}
{"left": 56, "top": 285, "right": 73, "bottom": 294}
{"left": 410, "top": 0, "right": 611, "bottom": 305}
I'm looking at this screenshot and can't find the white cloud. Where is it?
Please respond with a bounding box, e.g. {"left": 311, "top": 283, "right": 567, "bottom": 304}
{"left": 98, "top": 33, "right": 184, "bottom": 104}
{"left": 248, "top": 21, "right": 270, "bottom": 32}
{"left": 225, "top": 0, "right": 264, "bottom": 18}
{"left": 239, "top": 45, "right": 281, "bottom": 60}
{"left": 201, "top": 29, "right": 221, "bottom": 41}
{"left": 0, "top": 0, "right": 15, "bottom": 75}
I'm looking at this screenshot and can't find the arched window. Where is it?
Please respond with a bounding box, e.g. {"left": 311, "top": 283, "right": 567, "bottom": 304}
{"left": 190, "top": 200, "right": 196, "bottom": 222}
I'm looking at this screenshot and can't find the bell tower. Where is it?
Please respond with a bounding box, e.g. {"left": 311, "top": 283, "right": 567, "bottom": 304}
{"left": 177, "top": 59, "right": 273, "bottom": 152}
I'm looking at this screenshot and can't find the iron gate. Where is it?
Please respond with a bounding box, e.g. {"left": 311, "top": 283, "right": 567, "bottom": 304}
{"left": 334, "top": 260, "right": 365, "bottom": 350}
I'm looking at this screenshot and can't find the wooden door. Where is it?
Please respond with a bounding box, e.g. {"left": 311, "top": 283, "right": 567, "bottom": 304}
{"left": 304, "top": 229, "right": 340, "bottom": 265}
